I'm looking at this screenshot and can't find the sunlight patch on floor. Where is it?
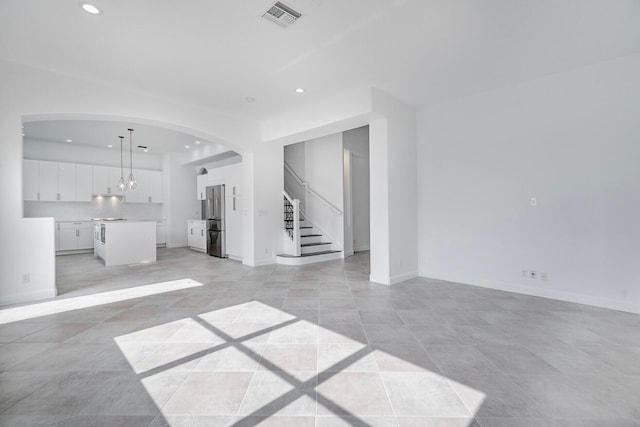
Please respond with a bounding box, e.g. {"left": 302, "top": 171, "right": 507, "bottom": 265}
{"left": 0, "top": 279, "right": 202, "bottom": 324}
{"left": 113, "top": 300, "right": 486, "bottom": 423}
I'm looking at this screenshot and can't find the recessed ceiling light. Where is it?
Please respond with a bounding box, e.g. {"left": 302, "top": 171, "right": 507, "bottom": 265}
{"left": 22, "top": 133, "right": 25, "bottom": 137}
{"left": 245, "top": 97, "right": 256, "bottom": 103}
{"left": 81, "top": 3, "right": 101, "bottom": 15}
{"left": 295, "top": 88, "right": 305, "bottom": 94}
{"left": 107, "top": 144, "right": 113, "bottom": 148}
{"left": 185, "top": 145, "right": 190, "bottom": 149}
{"left": 66, "top": 139, "right": 73, "bottom": 142}
{"left": 195, "top": 140, "right": 201, "bottom": 144}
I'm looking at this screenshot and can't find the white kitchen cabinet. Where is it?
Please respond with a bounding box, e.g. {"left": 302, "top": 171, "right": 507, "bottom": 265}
{"left": 39, "top": 161, "right": 58, "bottom": 201}
{"left": 148, "top": 170, "right": 162, "bottom": 203}
{"left": 92, "top": 166, "right": 109, "bottom": 195}
{"left": 23, "top": 159, "right": 40, "bottom": 201}
{"left": 78, "top": 227, "right": 94, "bottom": 249}
{"left": 58, "top": 162, "right": 76, "bottom": 201}
{"left": 124, "top": 169, "right": 163, "bottom": 203}
{"left": 187, "top": 220, "right": 206, "bottom": 252}
{"left": 57, "top": 221, "right": 94, "bottom": 252}
{"left": 197, "top": 174, "right": 208, "bottom": 200}
{"left": 76, "top": 164, "right": 93, "bottom": 202}
{"left": 93, "top": 166, "right": 122, "bottom": 195}
{"left": 58, "top": 228, "right": 78, "bottom": 251}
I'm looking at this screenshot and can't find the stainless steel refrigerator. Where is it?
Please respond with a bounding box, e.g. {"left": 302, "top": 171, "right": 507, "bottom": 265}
{"left": 202, "top": 184, "right": 226, "bottom": 258}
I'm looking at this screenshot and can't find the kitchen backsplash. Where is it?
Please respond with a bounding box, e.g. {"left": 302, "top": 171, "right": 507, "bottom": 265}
{"left": 24, "top": 198, "right": 163, "bottom": 221}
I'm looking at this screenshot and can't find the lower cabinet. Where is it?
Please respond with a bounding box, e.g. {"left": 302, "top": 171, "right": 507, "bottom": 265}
{"left": 57, "top": 222, "right": 95, "bottom": 252}
{"left": 187, "top": 220, "right": 206, "bottom": 252}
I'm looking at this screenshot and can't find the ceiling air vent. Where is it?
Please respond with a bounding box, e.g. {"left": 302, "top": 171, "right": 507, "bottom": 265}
{"left": 262, "top": 2, "right": 302, "bottom": 28}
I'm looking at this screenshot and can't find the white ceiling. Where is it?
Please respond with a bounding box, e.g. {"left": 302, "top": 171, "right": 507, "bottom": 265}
{"left": 1, "top": 0, "right": 639, "bottom": 123}
{"left": 23, "top": 120, "right": 223, "bottom": 154}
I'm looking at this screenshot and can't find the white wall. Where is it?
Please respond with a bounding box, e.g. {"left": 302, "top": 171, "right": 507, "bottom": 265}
{"left": 162, "top": 153, "right": 199, "bottom": 248}
{"left": 370, "top": 91, "right": 418, "bottom": 284}
{"left": 245, "top": 144, "right": 285, "bottom": 265}
{"left": 304, "top": 133, "right": 344, "bottom": 249}
{"left": 343, "top": 126, "right": 370, "bottom": 252}
{"left": 417, "top": 53, "right": 640, "bottom": 313}
{"left": 197, "top": 162, "right": 244, "bottom": 260}
{"left": 283, "top": 141, "right": 306, "bottom": 205}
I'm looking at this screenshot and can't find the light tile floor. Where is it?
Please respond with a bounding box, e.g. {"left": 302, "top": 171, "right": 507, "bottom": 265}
{"left": 1, "top": 248, "right": 639, "bottom": 427}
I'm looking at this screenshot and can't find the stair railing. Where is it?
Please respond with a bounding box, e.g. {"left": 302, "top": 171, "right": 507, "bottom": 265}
{"left": 283, "top": 191, "right": 301, "bottom": 256}
{"left": 284, "top": 162, "right": 342, "bottom": 215}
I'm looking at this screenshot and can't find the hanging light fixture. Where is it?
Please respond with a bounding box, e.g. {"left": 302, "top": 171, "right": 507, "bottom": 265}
{"left": 127, "top": 128, "right": 137, "bottom": 189}
{"left": 117, "top": 136, "right": 126, "bottom": 191}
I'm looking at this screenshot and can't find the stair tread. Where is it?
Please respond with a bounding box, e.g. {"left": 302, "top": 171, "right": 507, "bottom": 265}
{"left": 277, "top": 250, "right": 341, "bottom": 258}
{"left": 300, "top": 226, "right": 313, "bottom": 229}
{"left": 301, "top": 242, "right": 332, "bottom": 247}
{"left": 301, "top": 234, "right": 322, "bottom": 237}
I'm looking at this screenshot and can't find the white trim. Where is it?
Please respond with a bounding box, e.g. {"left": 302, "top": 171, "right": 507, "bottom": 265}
{"left": 227, "top": 254, "right": 242, "bottom": 262}
{"left": 369, "top": 273, "right": 391, "bottom": 285}
{"left": 0, "top": 289, "right": 58, "bottom": 307}
{"left": 250, "top": 258, "right": 276, "bottom": 267}
{"left": 166, "top": 242, "right": 188, "bottom": 248}
{"left": 354, "top": 245, "right": 370, "bottom": 252}
{"left": 276, "top": 251, "right": 342, "bottom": 265}
{"left": 420, "top": 271, "right": 640, "bottom": 314}
{"left": 369, "top": 270, "right": 419, "bottom": 286}
{"left": 390, "top": 271, "right": 419, "bottom": 284}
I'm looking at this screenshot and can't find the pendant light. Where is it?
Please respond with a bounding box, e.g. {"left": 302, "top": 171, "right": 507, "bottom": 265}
{"left": 127, "top": 128, "right": 137, "bottom": 189}
{"left": 117, "top": 136, "right": 126, "bottom": 191}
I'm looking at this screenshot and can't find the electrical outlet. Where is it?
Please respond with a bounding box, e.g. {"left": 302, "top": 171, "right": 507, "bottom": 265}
{"left": 522, "top": 270, "right": 527, "bottom": 277}
{"left": 22, "top": 273, "right": 30, "bottom": 284}
{"left": 541, "top": 272, "right": 548, "bottom": 281}
{"left": 530, "top": 197, "right": 537, "bottom": 207}
{"left": 529, "top": 270, "right": 537, "bottom": 279}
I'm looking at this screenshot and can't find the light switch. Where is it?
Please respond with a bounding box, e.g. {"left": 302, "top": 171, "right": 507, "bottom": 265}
{"left": 530, "top": 197, "right": 537, "bottom": 207}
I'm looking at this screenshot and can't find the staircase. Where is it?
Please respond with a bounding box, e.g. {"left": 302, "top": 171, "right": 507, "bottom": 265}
{"left": 277, "top": 194, "right": 342, "bottom": 265}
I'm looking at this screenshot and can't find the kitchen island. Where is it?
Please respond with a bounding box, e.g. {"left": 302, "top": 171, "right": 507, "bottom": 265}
{"left": 94, "top": 220, "right": 156, "bottom": 266}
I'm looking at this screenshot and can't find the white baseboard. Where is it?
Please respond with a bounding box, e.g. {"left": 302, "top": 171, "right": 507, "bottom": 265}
{"left": 276, "top": 251, "right": 343, "bottom": 266}
{"left": 0, "top": 288, "right": 58, "bottom": 307}
{"left": 419, "top": 270, "right": 640, "bottom": 314}
{"left": 166, "top": 242, "right": 188, "bottom": 248}
{"left": 390, "top": 270, "right": 419, "bottom": 285}
{"left": 370, "top": 270, "right": 419, "bottom": 286}
{"left": 369, "top": 274, "right": 391, "bottom": 285}
{"left": 228, "top": 255, "right": 242, "bottom": 262}
{"left": 247, "top": 258, "right": 276, "bottom": 267}
{"left": 354, "top": 245, "right": 370, "bottom": 252}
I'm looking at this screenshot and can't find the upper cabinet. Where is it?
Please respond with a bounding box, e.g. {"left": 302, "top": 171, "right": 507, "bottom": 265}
{"left": 124, "top": 169, "right": 162, "bottom": 204}
{"left": 23, "top": 160, "right": 89, "bottom": 202}
{"left": 57, "top": 162, "right": 76, "bottom": 201}
{"left": 23, "top": 160, "right": 163, "bottom": 203}
{"left": 197, "top": 174, "right": 207, "bottom": 200}
{"left": 92, "top": 165, "right": 122, "bottom": 195}
{"left": 39, "top": 161, "right": 59, "bottom": 201}
{"left": 76, "top": 164, "right": 93, "bottom": 202}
